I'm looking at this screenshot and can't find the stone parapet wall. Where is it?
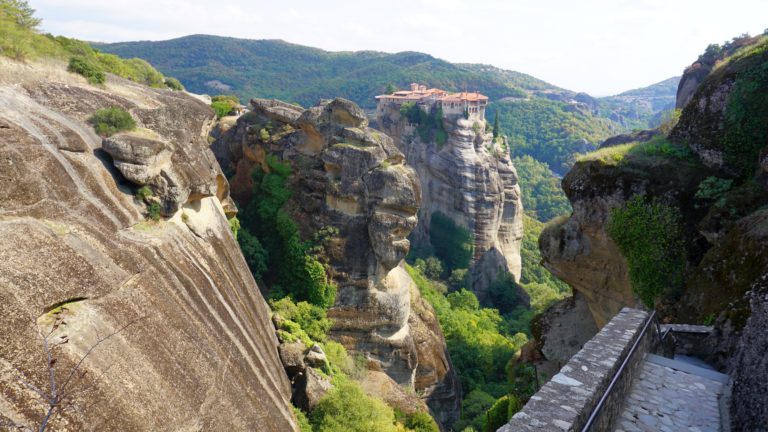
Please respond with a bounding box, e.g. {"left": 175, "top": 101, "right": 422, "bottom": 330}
{"left": 659, "top": 324, "right": 714, "bottom": 359}
{"left": 499, "top": 308, "right": 654, "bottom": 432}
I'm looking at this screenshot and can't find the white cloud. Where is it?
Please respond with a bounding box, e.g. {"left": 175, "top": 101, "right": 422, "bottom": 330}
{"left": 31, "top": 0, "right": 768, "bottom": 95}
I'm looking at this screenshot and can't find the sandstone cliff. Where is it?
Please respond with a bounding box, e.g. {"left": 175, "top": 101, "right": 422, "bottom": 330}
{"left": 214, "top": 98, "right": 461, "bottom": 424}
{"left": 541, "top": 36, "right": 768, "bottom": 327}
{"left": 375, "top": 105, "right": 524, "bottom": 299}
{"left": 0, "top": 59, "right": 295, "bottom": 431}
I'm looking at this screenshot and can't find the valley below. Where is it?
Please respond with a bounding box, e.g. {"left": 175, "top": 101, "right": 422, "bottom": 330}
{"left": 1, "top": 2, "right": 767, "bottom": 431}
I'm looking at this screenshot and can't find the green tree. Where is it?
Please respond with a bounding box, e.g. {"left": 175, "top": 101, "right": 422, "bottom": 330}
{"left": 483, "top": 395, "right": 521, "bottom": 432}
{"left": 293, "top": 406, "right": 313, "bottom": 432}
{"left": 238, "top": 154, "right": 336, "bottom": 308}
{"left": 310, "top": 378, "right": 399, "bottom": 432}
{"left": 422, "top": 256, "right": 444, "bottom": 280}
{"left": 270, "top": 297, "right": 332, "bottom": 342}
{"left": 68, "top": 56, "right": 105, "bottom": 84}
{"left": 492, "top": 112, "right": 500, "bottom": 138}
{"left": 513, "top": 156, "right": 571, "bottom": 221}
{"left": 238, "top": 228, "right": 268, "bottom": 281}
{"left": 429, "top": 211, "right": 473, "bottom": 272}
{"left": 448, "top": 268, "right": 470, "bottom": 291}
{"left": 385, "top": 83, "right": 396, "bottom": 94}
{"left": 454, "top": 390, "right": 496, "bottom": 431}
{"left": 211, "top": 94, "right": 240, "bottom": 118}
{"left": 0, "top": 0, "right": 40, "bottom": 29}
{"left": 404, "top": 412, "right": 439, "bottom": 432}
{"left": 164, "top": 76, "right": 184, "bottom": 91}
{"left": 487, "top": 273, "right": 526, "bottom": 315}
{"left": 447, "top": 289, "right": 480, "bottom": 311}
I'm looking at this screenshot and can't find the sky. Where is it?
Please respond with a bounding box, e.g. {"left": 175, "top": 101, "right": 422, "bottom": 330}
{"left": 32, "top": 0, "right": 767, "bottom": 96}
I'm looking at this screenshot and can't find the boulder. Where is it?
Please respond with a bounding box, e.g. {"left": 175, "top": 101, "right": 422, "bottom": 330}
{"left": 292, "top": 368, "right": 332, "bottom": 412}
{"left": 279, "top": 342, "right": 307, "bottom": 379}
{"left": 304, "top": 344, "right": 328, "bottom": 370}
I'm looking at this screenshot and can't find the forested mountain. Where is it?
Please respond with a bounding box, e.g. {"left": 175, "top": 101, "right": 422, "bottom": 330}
{"left": 597, "top": 76, "right": 680, "bottom": 129}
{"left": 96, "top": 35, "right": 560, "bottom": 109}
{"left": 97, "top": 36, "right": 675, "bottom": 119}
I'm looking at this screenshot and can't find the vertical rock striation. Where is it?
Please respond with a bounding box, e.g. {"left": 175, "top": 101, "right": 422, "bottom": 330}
{"left": 0, "top": 61, "right": 295, "bottom": 431}
{"left": 375, "top": 105, "right": 524, "bottom": 299}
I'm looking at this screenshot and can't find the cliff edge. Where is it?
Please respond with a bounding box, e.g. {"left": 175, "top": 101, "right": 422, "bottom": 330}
{"left": 0, "top": 59, "right": 295, "bottom": 431}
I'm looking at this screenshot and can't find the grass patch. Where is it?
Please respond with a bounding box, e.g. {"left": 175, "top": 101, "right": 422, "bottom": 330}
{"left": 577, "top": 136, "right": 694, "bottom": 166}
{"left": 131, "top": 220, "right": 164, "bottom": 233}
{"left": 577, "top": 142, "right": 637, "bottom": 165}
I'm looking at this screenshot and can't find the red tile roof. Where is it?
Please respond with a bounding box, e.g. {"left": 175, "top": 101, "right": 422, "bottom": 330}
{"left": 376, "top": 87, "right": 487, "bottom": 103}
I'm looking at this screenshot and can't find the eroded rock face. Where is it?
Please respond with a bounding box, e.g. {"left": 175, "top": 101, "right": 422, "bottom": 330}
{"left": 541, "top": 37, "right": 768, "bottom": 330}
{"left": 675, "top": 34, "right": 763, "bottom": 110}
{"left": 375, "top": 106, "right": 524, "bottom": 299}
{"left": 0, "top": 61, "right": 295, "bottom": 431}
{"left": 528, "top": 292, "right": 598, "bottom": 377}
{"left": 539, "top": 148, "right": 713, "bottom": 326}
{"left": 214, "top": 97, "right": 460, "bottom": 425}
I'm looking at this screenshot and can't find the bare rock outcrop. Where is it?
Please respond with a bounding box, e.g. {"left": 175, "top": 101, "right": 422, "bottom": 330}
{"left": 375, "top": 106, "right": 524, "bottom": 299}
{"left": 725, "top": 272, "right": 768, "bottom": 431}
{"left": 214, "top": 97, "right": 461, "bottom": 425}
{"left": 675, "top": 34, "right": 763, "bottom": 110}
{"left": 0, "top": 60, "right": 295, "bottom": 431}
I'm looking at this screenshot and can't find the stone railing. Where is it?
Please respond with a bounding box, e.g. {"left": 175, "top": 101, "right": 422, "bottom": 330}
{"left": 499, "top": 308, "right": 656, "bottom": 432}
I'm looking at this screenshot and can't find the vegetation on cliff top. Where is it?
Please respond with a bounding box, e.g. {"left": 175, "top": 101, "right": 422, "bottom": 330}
{"left": 721, "top": 37, "right": 768, "bottom": 178}
{"left": 577, "top": 135, "right": 694, "bottom": 166}
{"left": 211, "top": 94, "right": 241, "bottom": 118}
{"left": 0, "top": 1, "right": 180, "bottom": 89}
{"left": 88, "top": 107, "right": 136, "bottom": 137}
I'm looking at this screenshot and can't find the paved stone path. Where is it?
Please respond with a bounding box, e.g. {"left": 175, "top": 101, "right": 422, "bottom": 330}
{"left": 613, "top": 355, "right": 726, "bottom": 432}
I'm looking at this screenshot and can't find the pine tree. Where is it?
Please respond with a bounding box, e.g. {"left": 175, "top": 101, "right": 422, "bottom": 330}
{"left": 1, "top": 0, "right": 41, "bottom": 29}
{"left": 492, "top": 112, "right": 500, "bottom": 138}
{"left": 385, "top": 83, "right": 396, "bottom": 94}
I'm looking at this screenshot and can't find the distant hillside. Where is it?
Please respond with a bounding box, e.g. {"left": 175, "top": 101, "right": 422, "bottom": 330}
{"left": 96, "top": 35, "right": 563, "bottom": 109}
{"left": 597, "top": 76, "right": 680, "bottom": 129}
{"left": 97, "top": 34, "right": 677, "bottom": 173}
